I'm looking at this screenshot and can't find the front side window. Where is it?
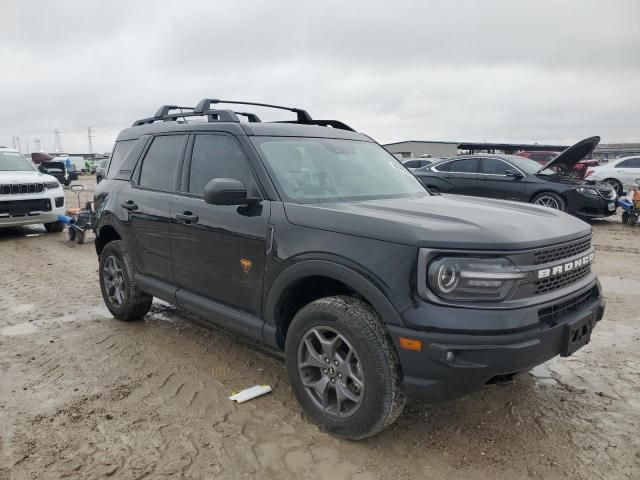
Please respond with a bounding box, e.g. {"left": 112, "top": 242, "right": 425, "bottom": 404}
{"left": 0, "top": 151, "right": 35, "bottom": 172}
{"left": 188, "top": 134, "right": 254, "bottom": 195}
{"left": 480, "top": 158, "right": 513, "bottom": 175}
{"left": 138, "top": 135, "right": 187, "bottom": 191}
{"left": 252, "top": 137, "right": 425, "bottom": 203}
{"left": 107, "top": 139, "right": 138, "bottom": 179}
{"left": 618, "top": 157, "right": 640, "bottom": 168}
{"left": 435, "top": 158, "right": 478, "bottom": 173}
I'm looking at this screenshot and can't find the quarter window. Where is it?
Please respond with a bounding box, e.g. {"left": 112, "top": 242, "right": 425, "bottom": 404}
{"left": 106, "top": 139, "right": 137, "bottom": 179}
{"left": 138, "top": 135, "right": 187, "bottom": 191}
{"left": 188, "top": 134, "right": 254, "bottom": 196}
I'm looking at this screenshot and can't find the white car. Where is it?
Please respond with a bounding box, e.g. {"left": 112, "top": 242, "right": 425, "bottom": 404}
{"left": 587, "top": 156, "right": 640, "bottom": 195}
{"left": 0, "top": 147, "right": 66, "bottom": 232}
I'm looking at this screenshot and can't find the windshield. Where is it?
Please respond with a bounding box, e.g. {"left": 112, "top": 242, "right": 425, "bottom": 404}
{"left": 252, "top": 137, "right": 427, "bottom": 203}
{"left": 0, "top": 151, "right": 36, "bottom": 172}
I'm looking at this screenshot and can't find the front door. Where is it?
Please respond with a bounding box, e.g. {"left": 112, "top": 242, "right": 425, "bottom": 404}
{"left": 476, "top": 157, "right": 528, "bottom": 201}
{"left": 432, "top": 158, "right": 479, "bottom": 195}
{"left": 170, "top": 133, "right": 270, "bottom": 317}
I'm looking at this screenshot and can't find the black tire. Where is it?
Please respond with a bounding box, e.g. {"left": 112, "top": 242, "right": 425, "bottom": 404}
{"left": 44, "top": 221, "right": 65, "bottom": 233}
{"left": 604, "top": 178, "right": 623, "bottom": 197}
{"left": 76, "top": 230, "right": 85, "bottom": 244}
{"left": 531, "top": 191, "right": 566, "bottom": 211}
{"left": 68, "top": 227, "right": 76, "bottom": 241}
{"left": 622, "top": 211, "right": 630, "bottom": 224}
{"left": 99, "top": 240, "right": 152, "bottom": 321}
{"left": 285, "top": 296, "right": 406, "bottom": 440}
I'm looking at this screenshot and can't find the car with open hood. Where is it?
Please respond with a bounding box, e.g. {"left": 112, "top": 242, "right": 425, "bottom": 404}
{"left": 414, "top": 136, "right": 617, "bottom": 219}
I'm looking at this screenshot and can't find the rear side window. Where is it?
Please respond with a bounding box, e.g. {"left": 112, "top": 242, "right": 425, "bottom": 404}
{"left": 106, "top": 139, "right": 137, "bottom": 179}
{"left": 188, "top": 134, "right": 254, "bottom": 195}
{"left": 139, "top": 135, "right": 187, "bottom": 191}
{"left": 404, "top": 160, "right": 420, "bottom": 168}
{"left": 480, "top": 158, "right": 513, "bottom": 175}
{"left": 436, "top": 158, "right": 478, "bottom": 173}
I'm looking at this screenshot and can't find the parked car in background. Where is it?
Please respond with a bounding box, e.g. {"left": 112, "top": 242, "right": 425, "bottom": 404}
{"left": 516, "top": 150, "right": 598, "bottom": 179}
{"left": 95, "top": 159, "right": 108, "bottom": 184}
{"left": 38, "top": 161, "right": 71, "bottom": 186}
{"left": 0, "top": 147, "right": 65, "bottom": 232}
{"left": 414, "top": 137, "right": 617, "bottom": 220}
{"left": 586, "top": 155, "right": 640, "bottom": 196}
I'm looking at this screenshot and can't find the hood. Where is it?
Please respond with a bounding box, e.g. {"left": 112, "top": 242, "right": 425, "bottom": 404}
{"left": 539, "top": 136, "right": 600, "bottom": 173}
{"left": 0, "top": 170, "right": 58, "bottom": 184}
{"left": 283, "top": 194, "right": 590, "bottom": 250}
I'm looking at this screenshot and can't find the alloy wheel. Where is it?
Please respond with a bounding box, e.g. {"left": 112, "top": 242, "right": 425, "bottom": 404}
{"left": 103, "top": 255, "right": 126, "bottom": 307}
{"left": 534, "top": 195, "right": 561, "bottom": 210}
{"left": 297, "top": 326, "right": 365, "bottom": 418}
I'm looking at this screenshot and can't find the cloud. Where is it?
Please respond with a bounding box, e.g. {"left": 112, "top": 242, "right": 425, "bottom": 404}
{"left": 1, "top": 0, "right": 638, "bottom": 153}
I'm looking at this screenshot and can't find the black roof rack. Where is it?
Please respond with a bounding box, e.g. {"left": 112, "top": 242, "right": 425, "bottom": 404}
{"left": 132, "top": 99, "right": 355, "bottom": 131}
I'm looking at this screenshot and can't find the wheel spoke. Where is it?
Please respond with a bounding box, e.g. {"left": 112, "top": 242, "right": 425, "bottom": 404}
{"left": 300, "top": 338, "right": 327, "bottom": 369}
{"left": 312, "top": 329, "right": 338, "bottom": 358}
{"left": 336, "top": 380, "right": 359, "bottom": 413}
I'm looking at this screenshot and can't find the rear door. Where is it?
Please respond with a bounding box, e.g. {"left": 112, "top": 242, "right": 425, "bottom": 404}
{"left": 170, "top": 132, "right": 270, "bottom": 318}
{"left": 429, "top": 158, "right": 479, "bottom": 194}
{"left": 118, "top": 133, "right": 187, "bottom": 281}
{"left": 476, "top": 157, "right": 528, "bottom": 201}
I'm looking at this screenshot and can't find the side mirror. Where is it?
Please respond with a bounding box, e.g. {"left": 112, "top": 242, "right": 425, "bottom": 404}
{"left": 204, "top": 178, "right": 260, "bottom": 206}
{"left": 505, "top": 169, "right": 524, "bottom": 179}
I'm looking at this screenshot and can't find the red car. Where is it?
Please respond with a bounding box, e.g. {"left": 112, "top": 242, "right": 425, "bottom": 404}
{"left": 516, "top": 151, "right": 598, "bottom": 179}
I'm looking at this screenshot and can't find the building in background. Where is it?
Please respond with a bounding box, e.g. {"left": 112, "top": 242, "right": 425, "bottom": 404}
{"left": 592, "top": 143, "right": 640, "bottom": 162}
{"left": 383, "top": 140, "right": 459, "bottom": 159}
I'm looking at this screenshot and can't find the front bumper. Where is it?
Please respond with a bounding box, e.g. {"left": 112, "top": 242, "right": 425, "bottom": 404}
{"left": 388, "top": 282, "right": 605, "bottom": 402}
{"left": 567, "top": 191, "right": 617, "bottom": 218}
{"left": 0, "top": 189, "right": 65, "bottom": 228}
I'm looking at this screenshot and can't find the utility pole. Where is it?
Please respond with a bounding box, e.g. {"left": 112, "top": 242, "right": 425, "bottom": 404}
{"left": 11, "top": 136, "right": 21, "bottom": 152}
{"left": 54, "top": 129, "right": 63, "bottom": 153}
{"left": 87, "top": 126, "right": 94, "bottom": 154}
{"left": 34, "top": 138, "right": 42, "bottom": 152}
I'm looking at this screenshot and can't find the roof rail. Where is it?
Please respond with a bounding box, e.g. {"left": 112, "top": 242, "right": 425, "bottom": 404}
{"left": 194, "top": 98, "right": 313, "bottom": 123}
{"left": 132, "top": 109, "right": 240, "bottom": 126}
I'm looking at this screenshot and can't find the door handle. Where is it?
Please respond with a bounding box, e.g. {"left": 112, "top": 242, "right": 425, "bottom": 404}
{"left": 121, "top": 200, "right": 138, "bottom": 211}
{"left": 175, "top": 211, "right": 199, "bottom": 223}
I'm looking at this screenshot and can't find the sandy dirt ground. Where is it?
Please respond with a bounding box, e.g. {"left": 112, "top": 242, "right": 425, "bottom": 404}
{"left": 1, "top": 177, "right": 639, "bottom": 480}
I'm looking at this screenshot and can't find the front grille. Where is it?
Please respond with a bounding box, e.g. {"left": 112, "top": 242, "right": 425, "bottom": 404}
{"left": 0, "top": 199, "right": 52, "bottom": 216}
{"left": 0, "top": 183, "right": 45, "bottom": 195}
{"left": 538, "top": 287, "right": 598, "bottom": 326}
{"left": 533, "top": 236, "right": 592, "bottom": 265}
{"left": 535, "top": 263, "right": 591, "bottom": 294}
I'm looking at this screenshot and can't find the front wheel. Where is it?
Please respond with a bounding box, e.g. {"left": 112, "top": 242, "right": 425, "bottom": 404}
{"left": 604, "top": 178, "right": 623, "bottom": 197}
{"left": 99, "top": 240, "right": 152, "bottom": 321}
{"left": 532, "top": 192, "right": 566, "bottom": 211}
{"left": 285, "top": 296, "right": 406, "bottom": 440}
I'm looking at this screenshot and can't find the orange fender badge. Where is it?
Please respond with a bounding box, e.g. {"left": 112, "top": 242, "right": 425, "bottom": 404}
{"left": 240, "top": 258, "right": 252, "bottom": 273}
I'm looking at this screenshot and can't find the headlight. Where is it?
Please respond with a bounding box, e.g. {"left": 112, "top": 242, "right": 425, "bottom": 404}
{"left": 427, "top": 257, "right": 525, "bottom": 301}
{"left": 576, "top": 186, "right": 599, "bottom": 197}
{"left": 44, "top": 181, "right": 60, "bottom": 189}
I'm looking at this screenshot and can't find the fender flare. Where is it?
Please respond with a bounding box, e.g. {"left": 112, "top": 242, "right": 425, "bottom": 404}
{"left": 263, "top": 260, "right": 404, "bottom": 347}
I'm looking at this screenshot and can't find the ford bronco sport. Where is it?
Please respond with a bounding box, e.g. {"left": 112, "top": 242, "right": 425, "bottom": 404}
{"left": 95, "top": 99, "right": 605, "bottom": 439}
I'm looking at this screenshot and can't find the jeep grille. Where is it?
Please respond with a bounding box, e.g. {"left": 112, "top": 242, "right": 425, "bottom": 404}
{"left": 0, "top": 183, "right": 45, "bottom": 195}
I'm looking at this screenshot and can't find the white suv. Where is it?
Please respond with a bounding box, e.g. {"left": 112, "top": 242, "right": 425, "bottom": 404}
{"left": 0, "top": 147, "right": 66, "bottom": 232}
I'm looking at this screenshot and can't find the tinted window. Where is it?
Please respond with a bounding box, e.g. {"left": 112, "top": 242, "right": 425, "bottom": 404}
{"left": 139, "top": 135, "right": 186, "bottom": 191}
{"left": 188, "top": 134, "right": 253, "bottom": 195}
{"left": 480, "top": 158, "right": 513, "bottom": 175}
{"left": 106, "top": 139, "right": 137, "bottom": 179}
{"left": 403, "top": 160, "right": 420, "bottom": 168}
{"left": 618, "top": 157, "right": 640, "bottom": 168}
{"left": 436, "top": 158, "right": 478, "bottom": 173}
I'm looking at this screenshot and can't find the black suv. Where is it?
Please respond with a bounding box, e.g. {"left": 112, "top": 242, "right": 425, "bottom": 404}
{"left": 95, "top": 99, "right": 605, "bottom": 439}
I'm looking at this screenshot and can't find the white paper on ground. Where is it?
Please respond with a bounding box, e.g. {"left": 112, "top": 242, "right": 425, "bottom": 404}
{"left": 229, "top": 385, "right": 272, "bottom": 403}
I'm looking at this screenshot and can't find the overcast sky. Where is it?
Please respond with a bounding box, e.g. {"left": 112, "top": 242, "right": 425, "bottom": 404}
{"left": 1, "top": 0, "right": 639, "bottom": 153}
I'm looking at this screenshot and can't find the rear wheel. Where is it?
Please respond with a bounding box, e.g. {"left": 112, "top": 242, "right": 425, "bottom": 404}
{"left": 285, "top": 296, "right": 406, "bottom": 439}
{"left": 99, "top": 240, "right": 152, "bottom": 321}
{"left": 44, "top": 221, "right": 64, "bottom": 233}
{"left": 532, "top": 192, "right": 566, "bottom": 211}
{"left": 605, "top": 178, "right": 623, "bottom": 196}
